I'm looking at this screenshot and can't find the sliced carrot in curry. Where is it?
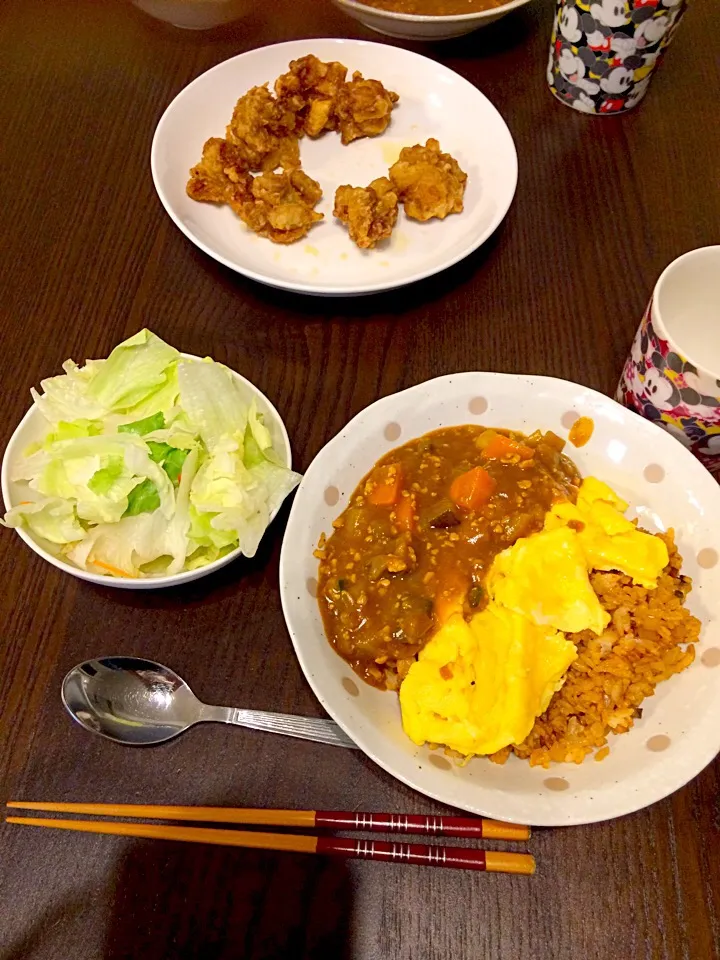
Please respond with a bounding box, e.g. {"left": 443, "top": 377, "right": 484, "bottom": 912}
{"left": 394, "top": 493, "right": 416, "bottom": 531}
{"left": 449, "top": 466, "right": 496, "bottom": 511}
{"left": 434, "top": 593, "right": 463, "bottom": 624}
{"left": 434, "top": 571, "right": 468, "bottom": 624}
{"left": 367, "top": 463, "right": 403, "bottom": 506}
{"left": 481, "top": 434, "right": 533, "bottom": 461}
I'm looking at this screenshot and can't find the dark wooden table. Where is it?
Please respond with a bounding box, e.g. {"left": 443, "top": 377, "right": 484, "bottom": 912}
{"left": 1, "top": 1, "right": 718, "bottom": 958}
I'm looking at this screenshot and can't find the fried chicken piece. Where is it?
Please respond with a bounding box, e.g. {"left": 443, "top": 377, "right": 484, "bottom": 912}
{"left": 274, "top": 54, "right": 348, "bottom": 138}
{"left": 231, "top": 168, "right": 324, "bottom": 244}
{"left": 334, "top": 71, "right": 399, "bottom": 145}
{"left": 334, "top": 177, "right": 399, "bottom": 249}
{"left": 260, "top": 136, "right": 301, "bottom": 174}
{"left": 388, "top": 138, "right": 467, "bottom": 222}
{"left": 225, "top": 85, "right": 301, "bottom": 172}
{"left": 186, "top": 137, "right": 253, "bottom": 204}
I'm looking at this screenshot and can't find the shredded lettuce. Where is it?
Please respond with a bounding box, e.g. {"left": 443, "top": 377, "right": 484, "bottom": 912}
{"left": 2, "top": 330, "right": 301, "bottom": 578}
{"left": 124, "top": 479, "right": 161, "bottom": 517}
{"left": 3, "top": 498, "right": 86, "bottom": 545}
{"left": 177, "top": 359, "right": 249, "bottom": 452}
{"left": 118, "top": 412, "right": 166, "bottom": 436}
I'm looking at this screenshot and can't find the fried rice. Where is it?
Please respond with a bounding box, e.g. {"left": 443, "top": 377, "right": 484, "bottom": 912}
{"left": 489, "top": 530, "right": 700, "bottom": 768}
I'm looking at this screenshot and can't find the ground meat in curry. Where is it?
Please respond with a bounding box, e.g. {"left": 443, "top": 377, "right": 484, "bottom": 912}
{"left": 317, "top": 425, "right": 581, "bottom": 689}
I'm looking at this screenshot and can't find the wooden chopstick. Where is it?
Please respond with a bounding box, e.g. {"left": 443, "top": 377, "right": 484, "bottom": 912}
{"left": 5, "top": 801, "right": 529, "bottom": 841}
{"left": 5, "top": 816, "right": 535, "bottom": 874}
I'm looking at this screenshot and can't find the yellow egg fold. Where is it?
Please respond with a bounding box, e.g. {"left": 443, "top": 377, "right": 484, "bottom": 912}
{"left": 400, "top": 610, "right": 577, "bottom": 757}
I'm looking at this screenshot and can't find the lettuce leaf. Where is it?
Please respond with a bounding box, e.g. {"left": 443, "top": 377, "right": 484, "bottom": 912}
{"left": 1, "top": 498, "right": 85, "bottom": 544}
{"left": 118, "top": 412, "right": 165, "bottom": 436}
{"left": 123, "top": 479, "right": 161, "bottom": 517}
{"left": 88, "top": 456, "right": 126, "bottom": 495}
{"left": 188, "top": 449, "right": 300, "bottom": 559}
{"left": 31, "top": 330, "right": 180, "bottom": 426}
{"left": 14, "top": 434, "right": 173, "bottom": 526}
{"left": 87, "top": 330, "right": 179, "bottom": 412}
{"left": 178, "top": 359, "right": 248, "bottom": 452}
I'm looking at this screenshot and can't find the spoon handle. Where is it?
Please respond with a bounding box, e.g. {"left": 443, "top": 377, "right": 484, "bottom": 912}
{"left": 203, "top": 706, "right": 358, "bottom": 749}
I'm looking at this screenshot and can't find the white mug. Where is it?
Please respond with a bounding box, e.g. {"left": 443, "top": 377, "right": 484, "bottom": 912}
{"left": 617, "top": 245, "right": 720, "bottom": 476}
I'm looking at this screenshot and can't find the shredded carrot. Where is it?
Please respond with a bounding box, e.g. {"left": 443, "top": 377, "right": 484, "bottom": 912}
{"left": 367, "top": 463, "right": 403, "bottom": 506}
{"left": 449, "top": 466, "right": 496, "bottom": 511}
{"left": 19, "top": 501, "right": 33, "bottom": 505}
{"left": 394, "top": 493, "right": 416, "bottom": 532}
{"left": 91, "top": 558, "right": 134, "bottom": 578}
{"left": 482, "top": 434, "right": 533, "bottom": 461}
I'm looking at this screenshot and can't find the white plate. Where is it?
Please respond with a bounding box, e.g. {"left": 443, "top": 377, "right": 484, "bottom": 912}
{"left": 151, "top": 39, "right": 518, "bottom": 296}
{"left": 1, "top": 355, "right": 292, "bottom": 590}
{"left": 279, "top": 373, "right": 720, "bottom": 826}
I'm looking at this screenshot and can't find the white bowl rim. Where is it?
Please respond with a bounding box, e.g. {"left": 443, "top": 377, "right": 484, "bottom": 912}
{"left": 1, "top": 353, "right": 292, "bottom": 588}
{"left": 333, "top": 0, "right": 532, "bottom": 23}
{"left": 279, "top": 371, "right": 720, "bottom": 825}
{"left": 150, "top": 38, "right": 518, "bottom": 297}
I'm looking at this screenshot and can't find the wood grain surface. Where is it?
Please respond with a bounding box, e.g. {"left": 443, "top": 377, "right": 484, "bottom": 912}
{"left": 1, "top": 1, "right": 719, "bottom": 958}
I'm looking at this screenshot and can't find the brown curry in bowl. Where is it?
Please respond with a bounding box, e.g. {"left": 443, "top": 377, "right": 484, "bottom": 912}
{"left": 351, "top": 0, "right": 509, "bottom": 16}
{"left": 316, "top": 425, "right": 580, "bottom": 689}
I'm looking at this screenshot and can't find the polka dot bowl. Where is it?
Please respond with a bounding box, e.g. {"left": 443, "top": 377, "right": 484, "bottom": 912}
{"left": 279, "top": 373, "right": 720, "bottom": 826}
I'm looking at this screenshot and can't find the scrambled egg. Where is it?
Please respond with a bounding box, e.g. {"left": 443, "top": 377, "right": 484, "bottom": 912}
{"left": 399, "top": 477, "right": 669, "bottom": 758}
{"left": 399, "top": 609, "right": 577, "bottom": 756}
{"left": 544, "top": 477, "right": 668, "bottom": 589}
{"left": 487, "top": 526, "right": 610, "bottom": 635}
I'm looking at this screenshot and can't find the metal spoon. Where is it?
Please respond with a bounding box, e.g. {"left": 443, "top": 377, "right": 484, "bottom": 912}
{"left": 62, "top": 657, "right": 357, "bottom": 749}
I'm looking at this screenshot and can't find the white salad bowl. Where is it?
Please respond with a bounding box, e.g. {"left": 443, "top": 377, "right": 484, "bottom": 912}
{"left": 331, "top": 0, "right": 534, "bottom": 41}
{"left": 280, "top": 373, "right": 720, "bottom": 826}
{"left": 1, "top": 355, "right": 292, "bottom": 590}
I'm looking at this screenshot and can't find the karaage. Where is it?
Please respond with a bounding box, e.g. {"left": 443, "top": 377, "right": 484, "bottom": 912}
{"left": 185, "top": 54, "right": 410, "bottom": 248}
{"left": 186, "top": 137, "right": 253, "bottom": 204}
{"left": 225, "top": 85, "right": 301, "bottom": 172}
{"left": 389, "top": 138, "right": 467, "bottom": 221}
{"left": 232, "top": 169, "right": 324, "bottom": 244}
{"left": 334, "top": 177, "right": 399, "bottom": 249}
{"left": 274, "top": 54, "right": 348, "bottom": 138}
{"left": 334, "top": 72, "right": 399, "bottom": 145}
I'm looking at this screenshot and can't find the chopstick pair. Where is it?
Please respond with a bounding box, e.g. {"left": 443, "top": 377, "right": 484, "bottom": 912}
{"left": 5, "top": 802, "right": 535, "bottom": 875}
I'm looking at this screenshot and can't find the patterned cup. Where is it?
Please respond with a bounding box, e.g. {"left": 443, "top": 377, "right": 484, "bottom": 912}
{"left": 547, "top": 0, "right": 687, "bottom": 115}
{"left": 617, "top": 246, "right": 720, "bottom": 478}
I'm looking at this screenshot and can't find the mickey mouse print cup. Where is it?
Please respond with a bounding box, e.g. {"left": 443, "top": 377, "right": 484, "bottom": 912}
{"left": 548, "top": 0, "right": 687, "bottom": 115}
{"left": 617, "top": 246, "right": 720, "bottom": 478}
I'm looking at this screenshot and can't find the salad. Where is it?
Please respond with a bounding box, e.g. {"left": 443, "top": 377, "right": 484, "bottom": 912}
{"left": 2, "top": 330, "right": 301, "bottom": 578}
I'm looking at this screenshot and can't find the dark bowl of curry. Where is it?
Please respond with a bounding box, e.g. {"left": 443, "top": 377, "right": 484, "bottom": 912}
{"left": 316, "top": 425, "right": 580, "bottom": 689}
{"left": 351, "top": 0, "right": 509, "bottom": 14}
{"left": 330, "top": 0, "right": 534, "bottom": 41}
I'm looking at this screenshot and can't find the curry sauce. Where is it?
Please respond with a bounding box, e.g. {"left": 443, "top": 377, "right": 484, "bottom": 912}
{"left": 317, "top": 425, "right": 581, "bottom": 688}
